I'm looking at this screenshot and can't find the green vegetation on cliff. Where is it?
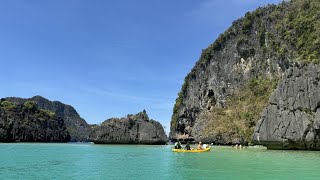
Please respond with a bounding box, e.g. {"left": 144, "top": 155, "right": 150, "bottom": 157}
{"left": 170, "top": 0, "right": 320, "bottom": 142}
{"left": 0, "top": 101, "right": 16, "bottom": 111}
{"left": 0, "top": 99, "right": 70, "bottom": 142}
{"left": 5, "top": 96, "right": 90, "bottom": 142}
{"left": 201, "top": 77, "right": 278, "bottom": 144}
{"left": 233, "top": 0, "right": 320, "bottom": 63}
{"left": 278, "top": 0, "right": 320, "bottom": 63}
{"left": 171, "top": 91, "right": 183, "bottom": 130}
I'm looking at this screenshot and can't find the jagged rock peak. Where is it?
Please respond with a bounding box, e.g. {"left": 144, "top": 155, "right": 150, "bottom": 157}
{"left": 90, "top": 110, "right": 167, "bottom": 144}
{"left": 127, "top": 109, "right": 149, "bottom": 121}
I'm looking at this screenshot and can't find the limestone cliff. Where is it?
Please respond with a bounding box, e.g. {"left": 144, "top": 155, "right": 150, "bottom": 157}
{"left": 90, "top": 110, "right": 167, "bottom": 144}
{"left": 0, "top": 99, "right": 70, "bottom": 142}
{"left": 5, "top": 96, "right": 89, "bottom": 141}
{"left": 170, "top": 0, "right": 320, "bottom": 147}
{"left": 253, "top": 63, "right": 320, "bottom": 150}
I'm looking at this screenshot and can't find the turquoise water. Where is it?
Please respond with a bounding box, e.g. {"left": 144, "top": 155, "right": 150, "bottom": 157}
{"left": 0, "top": 144, "right": 319, "bottom": 179}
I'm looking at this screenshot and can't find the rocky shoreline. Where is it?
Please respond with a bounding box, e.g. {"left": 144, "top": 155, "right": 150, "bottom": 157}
{"left": 0, "top": 96, "right": 167, "bottom": 144}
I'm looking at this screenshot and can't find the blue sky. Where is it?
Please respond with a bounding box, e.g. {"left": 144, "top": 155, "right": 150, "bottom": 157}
{"left": 0, "top": 0, "right": 282, "bottom": 134}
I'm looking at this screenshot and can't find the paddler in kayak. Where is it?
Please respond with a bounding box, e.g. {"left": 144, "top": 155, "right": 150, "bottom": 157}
{"left": 197, "top": 142, "right": 203, "bottom": 150}
{"left": 174, "top": 140, "right": 182, "bottom": 149}
{"left": 185, "top": 142, "right": 191, "bottom": 150}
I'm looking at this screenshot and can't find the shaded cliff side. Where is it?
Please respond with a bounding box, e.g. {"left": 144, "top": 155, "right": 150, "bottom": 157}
{"left": 90, "top": 110, "right": 167, "bottom": 144}
{"left": 5, "top": 96, "right": 89, "bottom": 141}
{"left": 253, "top": 63, "right": 320, "bottom": 150}
{"left": 0, "top": 99, "right": 70, "bottom": 142}
{"left": 170, "top": 0, "right": 320, "bottom": 146}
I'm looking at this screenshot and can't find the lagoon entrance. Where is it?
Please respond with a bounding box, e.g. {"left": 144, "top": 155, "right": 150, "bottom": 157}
{"left": 1, "top": 143, "right": 319, "bottom": 179}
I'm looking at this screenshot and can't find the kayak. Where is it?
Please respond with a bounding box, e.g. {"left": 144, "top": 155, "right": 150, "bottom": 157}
{"left": 172, "top": 147, "right": 211, "bottom": 153}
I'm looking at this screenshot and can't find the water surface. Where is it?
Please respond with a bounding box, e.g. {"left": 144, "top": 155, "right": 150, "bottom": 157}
{"left": 0, "top": 143, "right": 319, "bottom": 179}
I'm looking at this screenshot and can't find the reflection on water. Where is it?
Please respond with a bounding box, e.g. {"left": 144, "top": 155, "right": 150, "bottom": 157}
{"left": 0, "top": 144, "right": 320, "bottom": 179}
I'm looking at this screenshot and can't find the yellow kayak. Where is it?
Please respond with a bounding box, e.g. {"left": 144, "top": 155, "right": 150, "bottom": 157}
{"left": 172, "top": 147, "right": 211, "bottom": 152}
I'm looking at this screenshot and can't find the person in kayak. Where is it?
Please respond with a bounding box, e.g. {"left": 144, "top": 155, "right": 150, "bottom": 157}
{"left": 197, "top": 142, "right": 203, "bottom": 150}
{"left": 174, "top": 140, "right": 182, "bottom": 149}
{"left": 185, "top": 142, "right": 191, "bottom": 150}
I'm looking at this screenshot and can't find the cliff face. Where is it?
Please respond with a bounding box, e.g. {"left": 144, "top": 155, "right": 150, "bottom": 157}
{"left": 3, "top": 96, "right": 168, "bottom": 144}
{"left": 90, "top": 110, "right": 167, "bottom": 144}
{"left": 170, "top": 0, "right": 320, "bottom": 147}
{"left": 0, "top": 99, "right": 70, "bottom": 142}
{"left": 253, "top": 63, "right": 320, "bottom": 150}
{"left": 5, "top": 96, "right": 89, "bottom": 141}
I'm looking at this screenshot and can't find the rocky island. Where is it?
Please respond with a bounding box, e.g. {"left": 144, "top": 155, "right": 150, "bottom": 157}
{"left": 90, "top": 110, "right": 167, "bottom": 144}
{"left": 4, "top": 96, "right": 90, "bottom": 142}
{"left": 169, "top": 0, "right": 320, "bottom": 150}
{"left": 0, "top": 99, "right": 70, "bottom": 142}
{"left": 0, "top": 96, "right": 167, "bottom": 144}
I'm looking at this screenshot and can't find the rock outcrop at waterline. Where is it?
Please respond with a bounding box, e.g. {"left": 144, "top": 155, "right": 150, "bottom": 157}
{"left": 2, "top": 96, "right": 168, "bottom": 144}
{"left": 5, "top": 96, "right": 89, "bottom": 142}
{"left": 0, "top": 99, "right": 70, "bottom": 142}
{"left": 253, "top": 63, "right": 320, "bottom": 150}
{"left": 170, "top": 0, "right": 320, "bottom": 148}
{"left": 90, "top": 110, "right": 167, "bottom": 144}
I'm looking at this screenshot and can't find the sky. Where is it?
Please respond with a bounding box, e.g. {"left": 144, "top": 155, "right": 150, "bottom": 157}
{"left": 0, "top": 0, "right": 283, "bottom": 134}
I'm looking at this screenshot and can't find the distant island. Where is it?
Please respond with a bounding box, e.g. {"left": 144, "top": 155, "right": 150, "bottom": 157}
{"left": 90, "top": 110, "right": 167, "bottom": 144}
{"left": 0, "top": 96, "right": 167, "bottom": 144}
{"left": 0, "top": 98, "right": 70, "bottom": 142}
{"left": 4, "top": 96, "right": 89, "bottom": 142}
